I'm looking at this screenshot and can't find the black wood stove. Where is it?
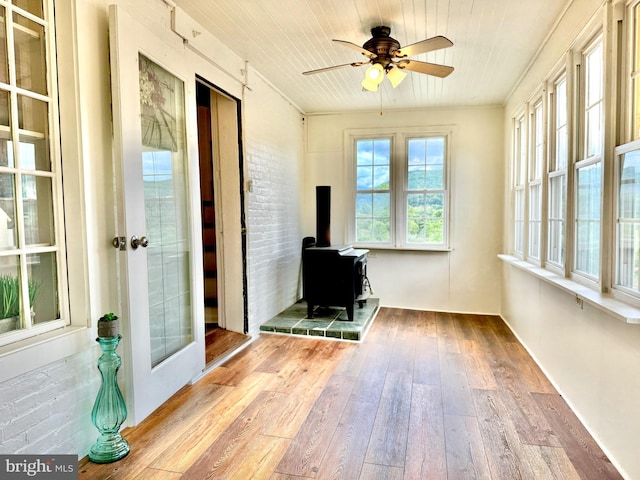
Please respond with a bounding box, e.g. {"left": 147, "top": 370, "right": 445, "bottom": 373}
{"left": 302, "top": 242, "right": 369, "bottom": 322}
{"left": 302, "top": 186, "right": 370, "bottom": 322}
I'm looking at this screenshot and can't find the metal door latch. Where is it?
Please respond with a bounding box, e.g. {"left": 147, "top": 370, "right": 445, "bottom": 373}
{"left": 112, "top": 236, "right": 126, "bottom": 251}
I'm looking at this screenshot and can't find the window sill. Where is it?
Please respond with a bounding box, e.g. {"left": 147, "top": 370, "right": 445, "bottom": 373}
{"left": 499, "top": 254, "right": 640, "bottom": 324}
{"left": 0, "top": 325, "right": 94, "bottom": 383}
{"left": 354, "top": 244, "right": 452, "bottom": 253}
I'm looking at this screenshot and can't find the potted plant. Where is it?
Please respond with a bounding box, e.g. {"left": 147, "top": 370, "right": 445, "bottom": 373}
{"left": 97, "top": 312, "right": 119, "bottom": 338}
{"left": 0, "top": 274, "right": 40, "bottom": 334}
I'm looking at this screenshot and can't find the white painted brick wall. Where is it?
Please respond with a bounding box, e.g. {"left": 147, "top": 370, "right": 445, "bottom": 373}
{"left": 0, "top": 346, "right": 100, "bottom": 455}
{"left": 243, "top": 72, "right": 305, "bottom": 338}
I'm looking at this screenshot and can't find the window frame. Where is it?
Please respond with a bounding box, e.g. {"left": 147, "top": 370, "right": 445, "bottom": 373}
{"left": 572, "top": 34, "right": 605, "bottom": 284}
{"left": 0, "top": 0, "right": 91, "bottom": 381}
{"left": 345, "top": 126, "right": 452, "bottom": 251}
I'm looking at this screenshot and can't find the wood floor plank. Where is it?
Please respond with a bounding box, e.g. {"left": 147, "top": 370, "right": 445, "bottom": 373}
{"left": 439, "top": 351, "right": 475, "bottom": 416}
{"left": 152, "top": 371, "right": 275, "bottom": 473}
{"left": 315, "top": 399, "right": 378, "bottom": 480}
{"left": 349, "top": 342, "right": 392, "bottom": 404}
{"left": 532, "top": 393, "right": 623, "bottom": 480}
{"left": 443, "top": 414, "right": 492, "bottom": 479}
{"left": 275, "top": 374, "right": 355, "bottom": 477}
{"left": 521, "top": 444, "right": 582, "bottom": 480}
{"left": 404, "top": 384, "right": 446, "bottom": 480}
{"left": 180, "top": 389, "right": 288, "bottom": 478}
{"left": 413, "top": 335, "right": 440, "bottom": 385}
{"left": 364, "top": 371, "right": 413, "bottom": 467}
{"left": 435, "top": 311, "right": 460, "bottom": 353}
{"left": 358, "top": 463, "right": 404, "bottom": 480}
{"left": 472, "top": 388, "right": 536, "bottom": 479}
{"left": 460, "top": 339, "right": 498, "bottom": 390}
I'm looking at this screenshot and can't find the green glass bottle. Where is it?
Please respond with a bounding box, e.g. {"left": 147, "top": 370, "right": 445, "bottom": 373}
{"left": 89, "top": 334, "right": 130, "bottom": 463}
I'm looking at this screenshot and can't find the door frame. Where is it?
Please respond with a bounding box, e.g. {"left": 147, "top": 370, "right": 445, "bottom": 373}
{"left": 196, "top": 77, "right": 248, "bottom": 334}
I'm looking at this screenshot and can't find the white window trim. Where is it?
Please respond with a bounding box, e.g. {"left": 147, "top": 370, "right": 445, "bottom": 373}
{"left": 0, "top": 0, "right": 92, "bottom": 383}
{"left": 344, "top": 126, "right": 453, "bottom": 251}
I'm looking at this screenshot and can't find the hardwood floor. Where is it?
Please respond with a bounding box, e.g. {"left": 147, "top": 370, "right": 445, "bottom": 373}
{"left": 78, "top": 308, "right": 623, "bottom": 479}
{"left": 205, "top": 325, "right": 250, "bottom": 365}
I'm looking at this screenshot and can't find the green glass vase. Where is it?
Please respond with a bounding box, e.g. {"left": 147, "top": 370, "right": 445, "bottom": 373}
{"left": 89, "top": 334, "right": 130, "bottom": 463}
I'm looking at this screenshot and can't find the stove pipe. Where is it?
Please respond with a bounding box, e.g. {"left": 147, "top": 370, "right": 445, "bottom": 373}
{"left": 316, "top": 186, "right": 331, "bottom": 247}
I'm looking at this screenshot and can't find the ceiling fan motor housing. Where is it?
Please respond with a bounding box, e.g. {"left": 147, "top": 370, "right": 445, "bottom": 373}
{"left": 363, "top": 26, "right": 400, "bottom": 67}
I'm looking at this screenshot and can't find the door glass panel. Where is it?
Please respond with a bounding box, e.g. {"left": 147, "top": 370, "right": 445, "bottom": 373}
{"left": 138, "top": 54, "right": 192, "bottom": 367}
{"left": 13, "top": 11, "right": 47, "bottom": 95}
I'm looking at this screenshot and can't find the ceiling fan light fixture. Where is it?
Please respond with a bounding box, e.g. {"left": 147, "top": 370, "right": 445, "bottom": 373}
{"left": 361, "top": 76, "right": 379, "bottom": 92}
{"left": 386, "top": 66, "right": 407, "bottom": 88}
{"left": 364, "top": 63, "right": 385, "bottom": 84}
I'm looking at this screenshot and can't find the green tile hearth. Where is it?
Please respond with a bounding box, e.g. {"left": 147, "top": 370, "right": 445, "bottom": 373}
{"left": 260, "top": 298, "right": 379, "bottom": 341}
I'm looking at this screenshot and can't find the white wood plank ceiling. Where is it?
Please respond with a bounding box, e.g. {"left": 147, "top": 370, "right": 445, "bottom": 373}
{"left": 173, "top": 0, "right": 570, "bottom": 114}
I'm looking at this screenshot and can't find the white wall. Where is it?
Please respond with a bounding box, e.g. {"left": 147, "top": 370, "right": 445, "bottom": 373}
{"left": 306, "top": 106, "right": 504, "bottom": 314}
{"left": 0, "top": 0, "right": 304, "bottom": 458}
{"left": 501, "top": 1, "right": 640, "bottom": 478}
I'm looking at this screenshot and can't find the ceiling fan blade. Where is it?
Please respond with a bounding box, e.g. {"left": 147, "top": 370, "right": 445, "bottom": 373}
{"left": 332, "top": 39, "right": 377, "bottom": 59}
{"left": 398, "top": 60, "right": 454, "bottom": 78}
{"left": 303, "top": 61, "right": 368, "bottom": 75}
{"left": 394, "top": 35, "right": 453, "bottom": 58}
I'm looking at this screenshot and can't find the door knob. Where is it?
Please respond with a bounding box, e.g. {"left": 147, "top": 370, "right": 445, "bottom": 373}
{"left": 130, "top": 235, "right": 149, "bottom": 250}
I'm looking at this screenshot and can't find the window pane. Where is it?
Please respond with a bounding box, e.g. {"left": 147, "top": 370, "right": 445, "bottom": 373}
{"left": 408, "top": 137, "right": 444, "bottom": 191}
{"left": 532, "top": 103, "right": 543, "bottom": 180}
{"left": 0, "top": 256, "right": 20, "bottom": 334}
{"left": 22, "top": 174, "right": 53, "bottom": 246}
{"left": 586, "top": 43, "right": 603, "bottom": 107}
{"left": 355, "top": 192, "right": 390, "bottom": 243}
{"left": 616, "top": 149, "right": 640, "bottom": 290}
{"left": 28, "top": 251, "right": 57, "bottom": 325}
{"left": 373, "top": 139, "right": 390, "bottom": 164}
{"left": 514, "top": 188, "right": 524, "bottom": 254}
{"left": 529, "top": 183, "right": 541, "bottom": 259}
{"left": 14, "top": 12, "right": 47, "bottom": 95}
{"left": 356, "top": 166, "right": 373, "bottom": 190}
{"left": 575, "top": 163, "right": 601, "bottom": 276}
{"left": 0, "top": 7, "right": 8, "bottom": 85}
{"left": 12, "top": 0, "right": 43, "bottom": 18}
{"left": 17, "top": 95, "right": 50, "bottom": 171}
{"left": 407, "top": 193, "right": 443, "bottom": 244}
{"left": 556, "top": 124, "right": 568, "bottom": 170}
{"left": 548, "top": 175, "right": 566, "bottom": 266}
{"left": 373, "top": 165, "right": 389, "bottom": 190}
{"left": 0, "top": 172, "right": 17, "bottom": 250}
{"left": 554, "top": 78, "right": 567, "bottom": 170}
{"left": 584, "top": 41, "right": 603, "bottom": 158}
{"left": 408, "top": 165, "right": 425, "bottom": 190}
{"left": 586, "top": 103, "right": 602, "bottom": 158}
{"left": 357, "top": 140, "right": 373, "bottom": 165}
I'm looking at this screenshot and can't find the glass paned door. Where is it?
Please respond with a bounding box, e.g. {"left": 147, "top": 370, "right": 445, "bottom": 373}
{"left": 139, "top": 55, "right": 193, "bottom": 367}
{"left": 109, "top": 5, "right": 204, "bottom": 425}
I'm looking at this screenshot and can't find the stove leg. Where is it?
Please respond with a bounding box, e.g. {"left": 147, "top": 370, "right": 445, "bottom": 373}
{"left": 346, "top": 303, "right": 354, "bottom": 322}
{"left": 307, "top": 303, "right": 314, "bottom": 319}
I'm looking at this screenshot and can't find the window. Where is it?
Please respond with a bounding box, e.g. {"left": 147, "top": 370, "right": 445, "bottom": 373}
{"left": 615, "top": 142, "right": 640, "bottom": 294}
{"left": 529, "top": 101, "right": 544, "bottom": 261}
{"left": 574, "top": 37, "right": 603, "bottom": 279}
{"left": 547, "top": 75, "right": 568, "bottom": 268}
{"left": 350, "top": 129, "right": 450, "bottom": 250}
{"left": 355, "top": 138, "right": 391, "bottom": 243}
{"left": 631, "top": 2, "right": 640, "bottom": 140}
{"left": 513, "top": 115, "right": 526, "bottom": 255}
{"left": 0, "top": 0, "right": 67, "bottom": 346}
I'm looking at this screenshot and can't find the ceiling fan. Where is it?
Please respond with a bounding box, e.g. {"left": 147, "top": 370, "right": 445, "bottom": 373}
{"left": 303, "top": 26, "right": 454, "bottom": 91}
